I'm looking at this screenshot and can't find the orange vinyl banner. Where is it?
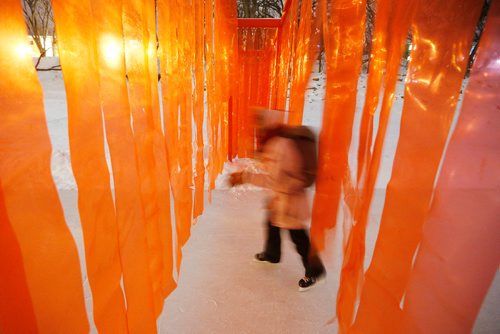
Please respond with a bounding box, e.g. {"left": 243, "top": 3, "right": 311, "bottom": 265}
{"left": 350, "top": 0, "right": 484, "bottom": 332}
{"left": 0, "top": 0, "right": 89, "bottom": 332}
{"left": 208, "top": 0, "right": 238, "bottom": 181}
{"left": 287, "top": 0, "right": 322, "bottom": 125}
{"left": 54, "top": 0, "right": 160, "bottom": 331}
{"left": 193, "top": 0, "right": 206, "bottom": 216}
{"left": 143, "top": 0, "right": 177, "bottom": 302}
{"left": 237, "top": 27, "right": 278, "bottom": 156}
{"left": 0, "top": 179, "right": 38, "bottom": 332}
{"left": 122, "top": 0, "right": 172, "bottom": 316}
{"left": 272, "top": 0, "right": 300, "bottom": 111}
{"left": 400, "top": 3, "right": 500, "bottom": 332}
{"left": 310, "top": 0, "right": 366, "bottom": 252}
{"left": 336, "top": 0, "right": 418, "bottom": 332}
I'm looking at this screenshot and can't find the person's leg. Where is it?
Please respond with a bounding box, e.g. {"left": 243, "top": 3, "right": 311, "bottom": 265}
{"left": 257, "top": 220, "right": 281, "bottom": 263}
{"left": 289, "top": 229, "right": 325, "bottom": 278}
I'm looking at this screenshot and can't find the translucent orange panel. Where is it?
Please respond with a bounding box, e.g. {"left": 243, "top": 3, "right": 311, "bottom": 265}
{"left": 337, "top": 1, "right": 418, "bottom": 332}
{"left": 310, "top": 0, "right": 366, "bottom": 252}
{"left": 51, "top": 0, "right": 130, "bottom": 332}
{"left": 351, "top": 0, "right": 483, "bottom": 332}
{"left": 288, "top": 0, "right": 322, "bottom": 125}
{"left": 0, "top": 183, "right": 38, "bottom": 332}
{"left": 157, "top": 0, "right": 196, "bottom": 277}
{"left": 193, "top": 0, "right": 206, "bottom": 217}
{"left": 400, "top": 3, "right": 500, "bottom": 332}
{"left": 0, "top": 1, "right": 89, "bottom": 332}
{"left": 122, "top": 0, "right": 171, "bottom": 316}
{"left": 237, "top": 27, "right": 279, "bottom": 156}
{"left": 272, "top": 0, "right": 300, "bottom": 111}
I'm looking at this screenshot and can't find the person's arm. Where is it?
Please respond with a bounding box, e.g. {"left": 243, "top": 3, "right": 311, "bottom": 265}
{"left": 241, "top": 170, "right": 271, "bottom": 188}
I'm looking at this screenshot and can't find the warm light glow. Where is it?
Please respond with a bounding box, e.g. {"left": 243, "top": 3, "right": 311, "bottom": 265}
{"left": 15, "top": 43, "right": 32, "bottom": 59}
{"left": 100, "top": 34, "right": 122, "bottom": 68}
{"left": 147, "top": 43, "right": 155, "bottom": 57}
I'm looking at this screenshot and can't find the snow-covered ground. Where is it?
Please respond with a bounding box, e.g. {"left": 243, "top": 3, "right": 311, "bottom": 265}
{"left": 37, "top": 58, "right": 499, "bottom": 333}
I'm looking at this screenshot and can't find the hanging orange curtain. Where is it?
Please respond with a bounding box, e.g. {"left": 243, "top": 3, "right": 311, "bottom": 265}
{"left": 143, "top": 0, "right": 177, "bottom": 301}
{"left": 205, "top": 0, "right": 238, "bottom": 184}
{"left": 88, "top": 0, "right": 158, "bottom": 330}
{"left": 336, "top": 0, "right": 417, "bottom": 332}
{"left": 0, "top": 1, "right": 89, "bottom": 332}
{"left": 205, "top": 0, "right": 217, "bottom": 190}
{"left": 400, "top": 3, "right": 500, "bottom": 332}
{"left": 237, "top": 27, "right": 278, "bottom": 156}
{"left": 193, "top": 0, "right": 206, "bottom": 217}
{"left": 350, "top": 0, "right": 483, "bottom": 332}
{"left": 272, "top": 0, "right": 300, "bottom": 111}
{"left": 310, "top": 0, "right": 366, "bottom": 252}
{"left": 158, "top": 0, "right": 201, "bottom": 277}
{"left": 356, "top": 0, "right": 390, "bottom": 182}
{"left": 0, "top": 182, "right": 38, "bottom": 333}
{"left": 288, "top": 0, "right": 322, "bottom": 125}
{"left": 122, "top": 0, "right": 171, "bottom": 316}
{"left": 54, "top": 1, "right": 161, "bottom": 332}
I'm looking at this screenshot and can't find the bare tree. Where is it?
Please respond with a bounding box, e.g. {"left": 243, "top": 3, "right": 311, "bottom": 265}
{"left": 237, "top": 0, "right": 284, "bottom": 18}
{"left": 22, "top": 0, "right": 55, "bottom": 59}
{"left": 467, "top": 0, "right": 491, "bottom": 76}
{"left": 363, "top": 0, "right": 376, "bottom": 71}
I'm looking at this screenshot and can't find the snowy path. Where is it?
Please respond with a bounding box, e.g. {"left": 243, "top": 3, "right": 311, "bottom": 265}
{"left": 157, "top": 189, "right": 500, "bottom": 334}
{"left": 158, "top": 190, "right": 341, "bottom": 334}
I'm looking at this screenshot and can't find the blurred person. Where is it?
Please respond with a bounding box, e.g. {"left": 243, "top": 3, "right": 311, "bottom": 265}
{"left": 230, "top": 108, "right": 325, "bottom": 291}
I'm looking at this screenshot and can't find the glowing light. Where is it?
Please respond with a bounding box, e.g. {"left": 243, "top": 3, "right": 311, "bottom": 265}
{"left": 15, "top": 43, "right": 32, "bottom": 59}
{"left": 127, "top": 39, "right": 141, "bottom": 48}
{"left": 147, "top": 43, "right": 155, "bottom": 57}
{"left": 100, "top": 34, "right": 122, "bottom": 68}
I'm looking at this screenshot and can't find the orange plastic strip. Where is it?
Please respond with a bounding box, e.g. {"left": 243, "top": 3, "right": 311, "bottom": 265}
{"left": 351, "top": 0, "right": 483, "bottom": 332}
{"left": 288, "top": 0, "right": 321, "bottom": 125}
{"left": 228, "top": 3, "right": 239, "bottom": 161}
{"left": 158, "top": 0, "right": 194, "bottom": 276}
{"left": 51, "top": 0, "right": 130, "bottom": 331}
{"left": 214, "top": 0, "right": 223, "bottom": 178}
{"left": 88, "top": 0, "right": 158, "bottom": 331}
{"left": 178, "top": 0, "right": 194, "bottom": 248}
{"left": 400, "top": 4, "right": 500, "bottom": 331}
{"left": 336, "top": 1, "right": 417, "bottom": 332}
{"left": 356, "top": 0, "right": 391, "bottom": 182}
{"left": 237, "top": 29, "right": 252, "bottom": 157}
{"left": 216, "top": 0, "right": 236, "bottom": 172}
{"left": 0, "top": 1, "right": 89, "bottom": 331}
{"left": 193, "top": 0, "right": 206, "bottom": 218}
{"left": 205, "top": 0, "right": 217, "bottom": 190}
{"left": 272, "top": 0, "right": 300, "bottom": 110}
{"left": 158, "top": 0, "right": 185, "bottom": 275}
{"left": 122, "top": 0, "right": 167, "bottom": 316}
{"left": 0, "top": 184, "right": 38, "bottom": 333}
{"left": 237, "top": 27, "right": 279, "bottom": 155}
{"left": 144, "top": 0, "right": 177, "bottom": 300}
{"left": 310, "top": 0, "right": 366, "bottom": 251}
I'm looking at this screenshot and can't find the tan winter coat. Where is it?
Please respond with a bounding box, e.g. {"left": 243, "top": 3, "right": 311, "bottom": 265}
{"left": 243, "top": 135, "right": 309, "bottom": 229}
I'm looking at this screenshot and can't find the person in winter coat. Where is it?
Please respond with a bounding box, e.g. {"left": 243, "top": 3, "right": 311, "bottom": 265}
{"left": 230, "top": 108, "right": 325, "bottom": 291}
